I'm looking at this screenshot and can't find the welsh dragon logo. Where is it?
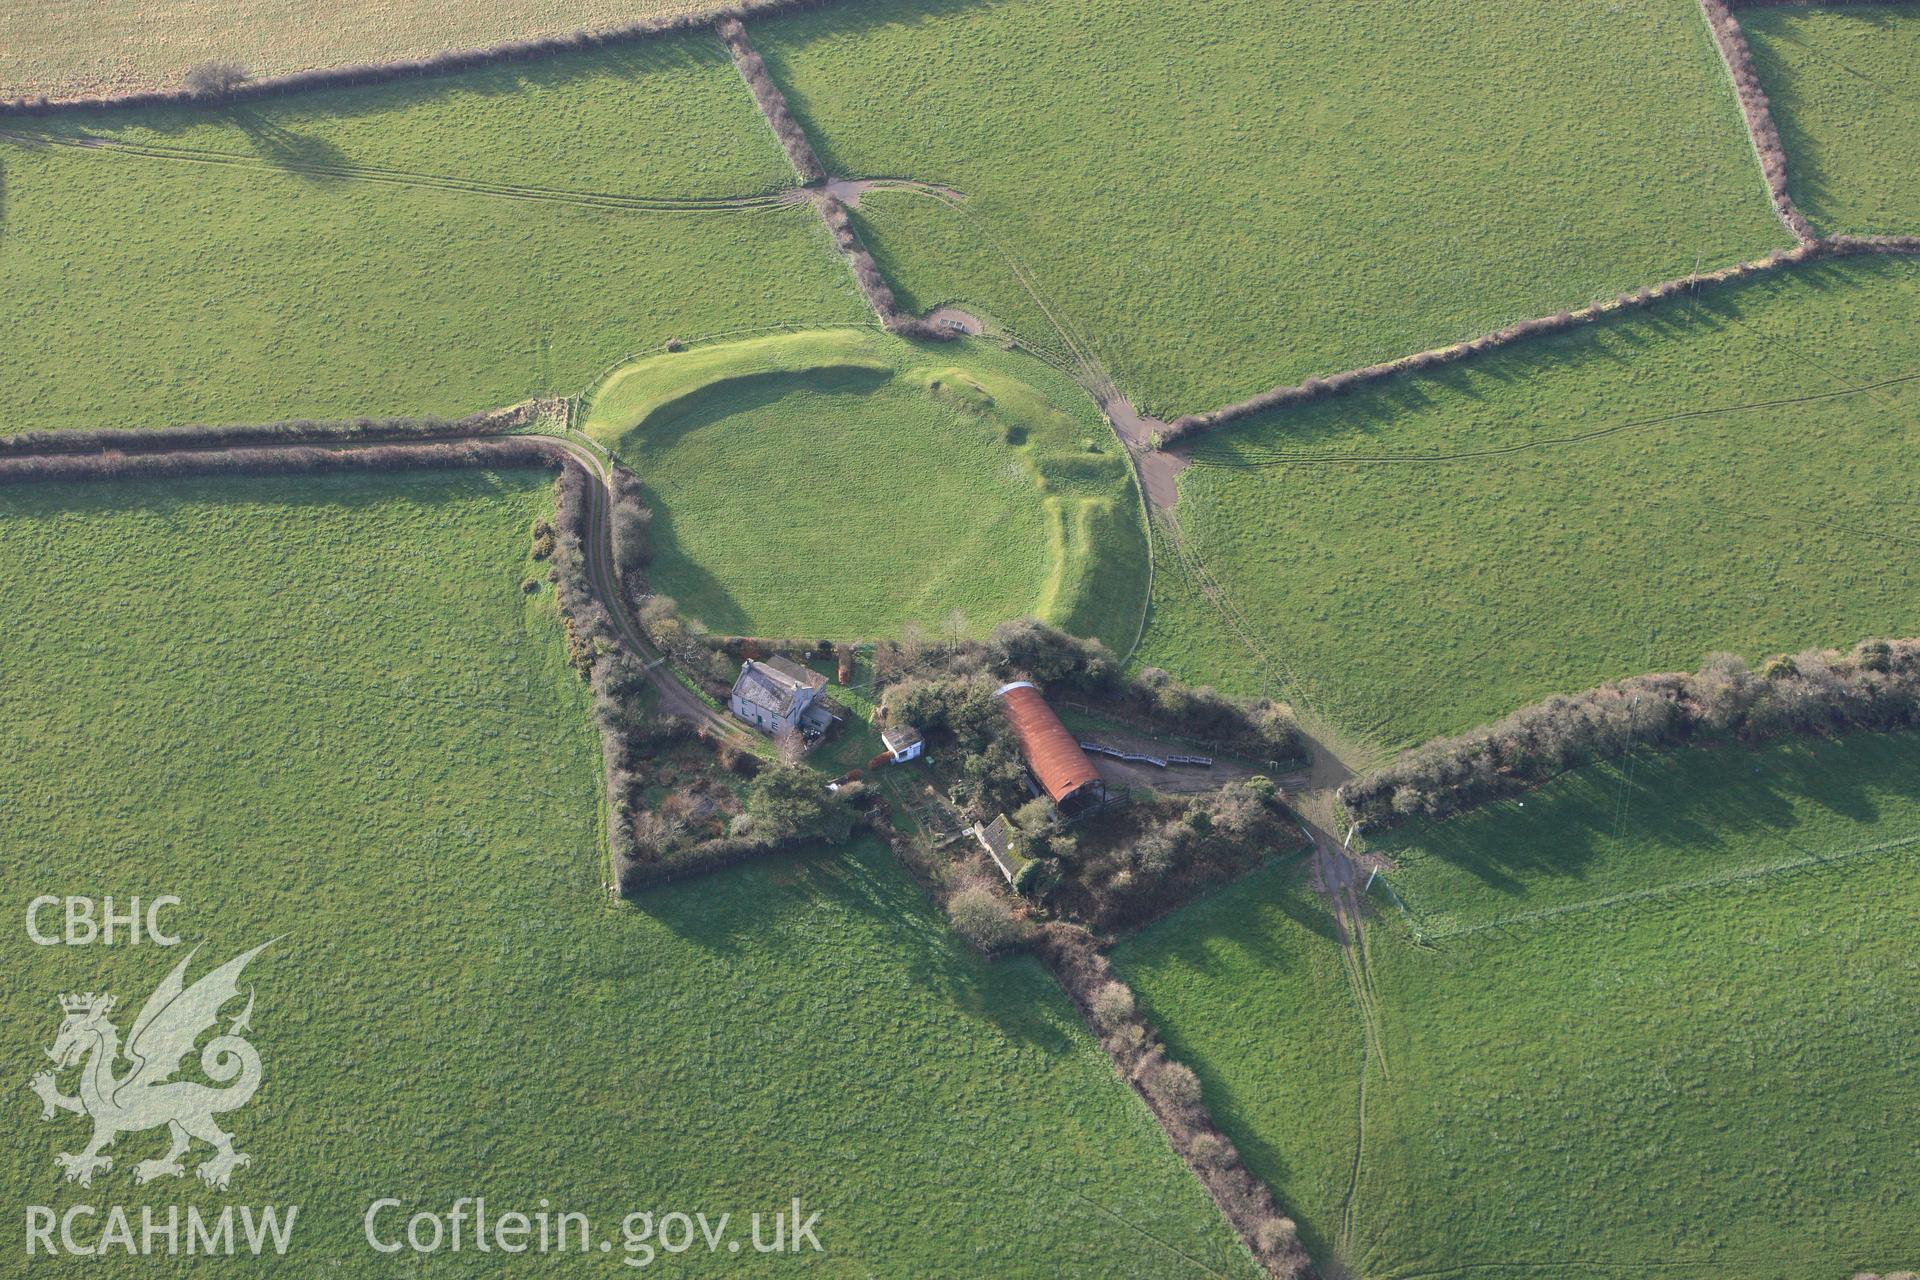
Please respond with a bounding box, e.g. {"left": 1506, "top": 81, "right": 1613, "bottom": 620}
{"left": 29, "top": 942, "right": 271, "bottom": 1190}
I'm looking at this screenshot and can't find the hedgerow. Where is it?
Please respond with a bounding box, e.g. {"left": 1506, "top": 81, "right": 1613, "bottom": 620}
{"left": 1164, "top": 235, "right": 1920, "bottom": 443}
{"left": 1340, "top": 637, "right": 1920, "bottom": 829}
{"left": 1031, "top": 779, "right": 1303, "bottom": 933}
{"left": 1033, "top": 923, "right": 1314, "bottom": 1280}
{"left": 717, "top": 18, "right": 823, "bottom": 184}
{"left": 0, "top": 401, "right": 551, "bottom": 458}
{"left": 1700, "top": 0, "right": 1815, "bottom": 240}
{"left": 1161, "top": 240, "right": 1869, "bottom": 442}
{"left": 549, "top": 462, "right": 833, "bottom": 894}
{"left": 816, "top": 193, "right": 955, "bottom": 339}
{"left": 0, "top": 437, "right": 562, "bottom": 486}
{"left": 869, "top": 617, "right": 1304, "bottom": 763}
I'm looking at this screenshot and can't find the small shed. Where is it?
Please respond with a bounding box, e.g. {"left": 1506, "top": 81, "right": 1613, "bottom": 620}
{"left": 881, "top": 724, "right": 924, "bottom": 763}
{"left": 973, "top": 814, "right": 1019, "bottom": 883}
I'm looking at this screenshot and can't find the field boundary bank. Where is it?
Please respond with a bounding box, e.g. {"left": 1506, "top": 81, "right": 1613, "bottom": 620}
{"left": 1339, "top": 639, "right": 1920, "bottom": 832}
{"left": 1031, "top": 922, "right": 1318, "bottom": 1280}
{"left": 0, "top": 436, "right": 566, "bottom": 485}
{"left": 0, "top": 402, "right": 550, "bottom": 457}
{"left": 0, "top": 0, "right": 847, "bottom": 117}
{"left": 1162, "top": 235, "right": 1918, "bottom": 444}
{"left": 1395, "top": 833, "right": 1920, "bottom": 942}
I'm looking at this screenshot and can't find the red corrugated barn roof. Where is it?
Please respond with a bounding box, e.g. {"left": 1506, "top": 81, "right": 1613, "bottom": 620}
{"left": 996, "top": 681, "right": 1102, "bottom": 806}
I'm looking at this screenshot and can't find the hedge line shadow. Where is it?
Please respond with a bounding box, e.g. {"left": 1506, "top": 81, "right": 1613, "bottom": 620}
{"left": 630, "top": 837, "right": 1078, "bottom": 1055}
{"left": 1384, "top": 733, "right": 1920, "bottom": 903}
{"left": 1188, "top": 253, "right": 1876, "bottom": 462}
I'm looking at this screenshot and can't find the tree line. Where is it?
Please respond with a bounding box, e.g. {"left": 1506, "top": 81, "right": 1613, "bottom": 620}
{"left": 1701, "top": 0, "right": 1815, "bottom": 241}
{"left": 0, "top": 401, "right": 546, "bottom": 459}
{"left": 717, "top": 18, "right": 824, "bottom": 184}
{"left": 1340, "top": 637, "right": 1920, "bottom": 829}
{"left": 1033, "top": 924, "right": 1315, "bottom": 1279}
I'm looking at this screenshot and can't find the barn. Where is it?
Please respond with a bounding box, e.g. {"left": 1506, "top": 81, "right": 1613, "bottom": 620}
{"left": 994, "top": 681, "right": 1105, "bottom": 811}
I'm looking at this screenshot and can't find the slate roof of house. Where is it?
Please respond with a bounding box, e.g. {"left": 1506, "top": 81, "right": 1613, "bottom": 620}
{"left": 764, "top": 654, "right": 828, "bottom": 691}
{"left": 995, "top": 681, "right": 1102, "bottom": 805}
{"left": 733, "top": 659, "right": 812, "bottom": 718}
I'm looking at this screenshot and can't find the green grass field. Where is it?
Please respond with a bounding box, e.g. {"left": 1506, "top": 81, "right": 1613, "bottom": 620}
{"left": 1744, "top": 4, "right": 1920, "bottom": 236}
{"left": 1110, "top": 858, "right": 1364, "bottom": 1266}
{"left": 1118, "top": 732, "right": 1920, "bottom": 1278}
{"left": 0, "top": 37, "right": 867, "bottom": 434}
{"left": 0, "top": 470, "right": 1256, "bottom": 1277}
{"left": 583, "top": 328, "right": 1150, "bottom": 648}
{"left": 1133, "top": 252, "right": 1920, "bottom": 750}
{"left": 755, "top": 0, "right": 1788, "bottom": 418}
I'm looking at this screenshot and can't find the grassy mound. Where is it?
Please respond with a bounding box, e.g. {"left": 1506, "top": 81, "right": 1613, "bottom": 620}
{"left": 1117, "top": 731, "right": 1920, "bottom": 1278}
{"left": 582, "top": 328, "right": 1149, "bottom": 649}
{"left": 0, "top": 37, "right": 864, "bottom": 433}
{"left": 0, "top": 471, "right": 1255, "bottom": 1277}
{"left": 1744, "top": 4, "right": 1920, "bottom": 236}
{"left": 1137, "top": 252, "right": 1920, "bottom": 749}
{"left": 754, "top": 0, "right": 1787, "bottom": 417}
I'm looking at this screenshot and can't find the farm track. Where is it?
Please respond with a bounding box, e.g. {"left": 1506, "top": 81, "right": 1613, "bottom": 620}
{"left": 1312, "top": 831, "right": 1387, "bottom": 1273}
{"left": 0, "top": 129, "right": 799, "bottom": 212}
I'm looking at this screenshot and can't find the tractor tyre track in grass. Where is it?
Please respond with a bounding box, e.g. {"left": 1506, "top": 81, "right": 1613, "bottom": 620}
{"left": 0, "top": 128, "right": 804, "bottom": 212}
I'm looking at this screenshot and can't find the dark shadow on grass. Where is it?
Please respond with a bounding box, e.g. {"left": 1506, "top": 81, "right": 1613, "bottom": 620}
{"left": 1376, "top": 732, "right": 1920, "bottom": 905}
{"left": 628, "top": 363, "right": 892, "bottom": 454}
{"left": 1185, "top": 254, "right": 1891, "bottom": 463}
{"left": 626, "top": 481, "right": 752, "bottom": 636}
{"left": 619, "top": 364, "right": 894, "bottom": 636}
{"left": 746, "top": 0, "right": 998, "bottom": 180}
{"left": 1108, "top": 855, "right": 1348, "bottom": 1253}
{"left": 221, "top": 105, "right": 352, "bottom": 174}
{"left": 627, "top": 837, "right": 1077, "bottom": 1055}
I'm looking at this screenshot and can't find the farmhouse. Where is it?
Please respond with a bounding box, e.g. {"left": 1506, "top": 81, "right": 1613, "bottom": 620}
{"left": 995, "top": 681, "right": 1105, "bottom": 811}
{"left": 729, "top": 656, "right": 832, "bottom": 736}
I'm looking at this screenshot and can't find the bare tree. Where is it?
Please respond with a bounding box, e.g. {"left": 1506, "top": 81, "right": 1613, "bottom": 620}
{"left": 183, "top": 62, "right": 248, "bottom": 98}
{"left": 899, "top": 620, "right": 930, "bottom": 664}
{"left": 943, "top": 607, "right": 970, "bottom": 651}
